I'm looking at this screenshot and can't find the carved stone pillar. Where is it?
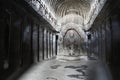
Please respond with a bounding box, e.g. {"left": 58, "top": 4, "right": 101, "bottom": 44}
{"left": 46, "top": 31, "right": 48, "bottom": 59}
{"left": 50, "top": 33, "right": 53, "bottom": 57}
{"left": 47, "top": 31, "right": 50, "bottom": 59}
{"left": 53, "top": 33, "right": 56, "bottom": 57}
{"left": 39, "top": 27, "right": 43, "bottom": 61}
{"left": 49, "top": 32, "right": 51, "bottom": 58}
{"left": 44, "top": 29, "right": 47, "bottom": 59}
{"left": 32, "top": 24, "right": 37, "bottom": 63}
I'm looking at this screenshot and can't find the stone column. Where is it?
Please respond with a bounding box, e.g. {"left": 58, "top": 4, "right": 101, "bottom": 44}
{"left": 99, "top": 26, "right": 102, "bottom": 60}
{"left": 47, "top": 31, "right": 50, "bottom": 58}
{"left": 39, "top": 27, "right": 43, "bottom": 61}
{"left": 101, "top": 24, "right": 106, "bottom": 62}
{"left": 96, "top": 30, "right": 99, "bottom": 58}
{"left": 42, "top": 28, "right": 44, "bottom": 60}
{"left": 53, "top": 33, "right": 56, "bottom": 57}
{"left": 52, "top": 33, "right": 54, "bottom": 57}
{"left": 37, "top": 25, "right": 39, "bottom": 62}
{"left": 46, "top": 31, "right": 48, "bottom": 59}
{"left": 33, "top": 24, "right": 38, "bottom": 63}
{"left": 44, "top": 29, "right": 47, "bottom": 59}
{"left": 50, "top": 33, "right": 53, "bottom": 57}
{"left": 97, "top": 28, "right": 100, "bottom": 59}
{"left": 49, "top": 32, "right": 51, "bottom": 58}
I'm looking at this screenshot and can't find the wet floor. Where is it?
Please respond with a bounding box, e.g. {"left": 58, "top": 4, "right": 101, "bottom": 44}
{"left": 17, "top": 57, "right": 112, "bottom": 80}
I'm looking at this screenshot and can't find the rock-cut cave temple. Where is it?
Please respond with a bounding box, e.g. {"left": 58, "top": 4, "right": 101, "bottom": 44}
{"left": 0, "top": 0, "right": 120, "bottom": 80}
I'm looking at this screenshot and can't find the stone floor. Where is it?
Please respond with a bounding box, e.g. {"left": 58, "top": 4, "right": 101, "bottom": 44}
{"left": 17, "top": 57, "right": 112, "bottom": 80}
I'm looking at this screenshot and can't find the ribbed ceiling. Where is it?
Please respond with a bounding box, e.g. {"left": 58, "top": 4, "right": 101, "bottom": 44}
{"left": 41, "top": 0, "right": 106, "bottom": 30}
{"left": 43, "top": 0, "right": 92, "bottom": 17}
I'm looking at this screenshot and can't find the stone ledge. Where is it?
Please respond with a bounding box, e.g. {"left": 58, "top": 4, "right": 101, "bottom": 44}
{"left": 56, "top": 55, "right": 88, "bottom": 61}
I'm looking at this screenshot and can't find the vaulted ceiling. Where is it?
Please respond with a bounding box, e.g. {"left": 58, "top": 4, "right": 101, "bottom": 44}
{"left": 43, "top": 0, "right": 91, "bottom": 17}
{"left": 42, "top": 0, "right": 106, "bottom": 30}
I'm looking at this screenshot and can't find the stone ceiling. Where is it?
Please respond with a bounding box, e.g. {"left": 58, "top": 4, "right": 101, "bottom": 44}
{"left": 42, "top": 0, "right": 106, "bottom": 30}
{"left": 43, "top": 0, "right": 91, "bottom": 17}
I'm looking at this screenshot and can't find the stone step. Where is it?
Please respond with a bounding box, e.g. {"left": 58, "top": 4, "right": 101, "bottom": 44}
{"left": 56, "top": 55, "right": 88, "bottom": 61}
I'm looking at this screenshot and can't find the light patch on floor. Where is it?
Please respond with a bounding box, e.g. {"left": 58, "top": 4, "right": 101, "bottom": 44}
{"left": 17, "top": 58, "right": 112, "bottom": 80}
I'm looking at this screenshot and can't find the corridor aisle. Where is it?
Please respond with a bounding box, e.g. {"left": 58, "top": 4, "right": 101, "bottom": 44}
{"left": 18, "top": 58, "right": 112, "bottom": 80}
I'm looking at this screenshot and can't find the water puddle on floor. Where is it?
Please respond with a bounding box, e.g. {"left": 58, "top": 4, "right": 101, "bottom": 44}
{"left": 64, "top": 65, "right": 88, "bottom": 70}
{"left": 64, "top": 66, "right": 81, "bottom": 69}
{"left": 46, "top": 77, "right": 57, "bottom": 80}
{"left": 50, "top": 65, "right": 61, "bottom": 69}
{"left": 76, "top": 69, "right": 86, "bottom": 76}
{"left": 67, "top": 74, "right": 85, "bottom": 79}
{"left": 65, "top": 65, "right": 88, "bottom": 80}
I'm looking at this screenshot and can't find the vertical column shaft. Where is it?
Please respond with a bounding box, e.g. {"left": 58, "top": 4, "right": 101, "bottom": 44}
{"left": 44, "top": 29, "right": 47, "bottom": 59}
{"left": 47, "top": 31, "right": 50, "bottom": 58}
{"left": 53, "top": 33, "right": 56, "bottom": 57}
{"left": 50, "top": 33, "right": 53, "bottom": 57}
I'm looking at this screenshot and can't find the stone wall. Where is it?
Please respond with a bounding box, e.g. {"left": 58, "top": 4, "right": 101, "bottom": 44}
{"left": 0, "top": 0, "right": 57, "bottom": 80}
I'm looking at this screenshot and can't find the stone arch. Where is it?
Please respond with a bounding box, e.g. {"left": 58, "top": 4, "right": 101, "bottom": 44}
{"left": 63, "top": 28, "right": 81, "bottom": 39}
{"left": 57, "top": 23, "right": 87, "bottom": 56}
{"left": 59, "top": 23, "right": 87, "bottom": 42}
